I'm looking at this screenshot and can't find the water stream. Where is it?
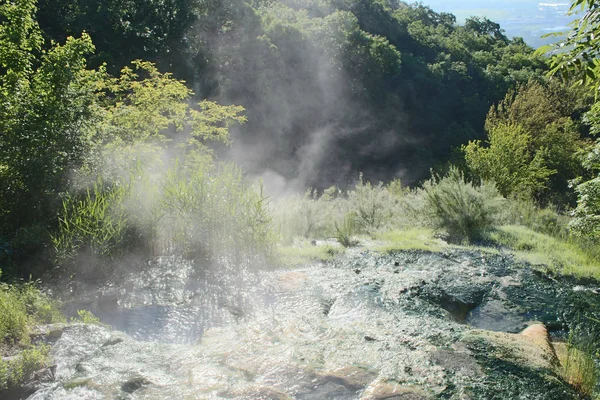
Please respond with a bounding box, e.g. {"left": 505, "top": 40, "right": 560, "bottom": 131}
{"left": 27, "top": 249, "right": 600, "bottom": 399}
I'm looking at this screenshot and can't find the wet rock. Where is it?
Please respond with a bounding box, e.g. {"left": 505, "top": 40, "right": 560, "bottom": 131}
{"left": 276, "top": 271, "right": 309, "bottom": 292}
{"left": 227, "top": 386, "right": 293, "bottom": 399}
{"left": 30, "top": 323, "right": 68, "bottom": 344}
{"left": 63, "top": 377, "right": 98, "bottom": 390}
{"left": 429, "top": 347, "right": 483, "bottom": 377}
{"left": 520, "top": 323, "right": 558, "bottom": 365}
{"left": 101, "top": 336, "right": 124, "bottom": 348}
{"left": 319, "top": 366, "right": 378, "bottom": 391}
{"left": 31, "top": 365, "right": 56, "bottom": 382}
{"left": 465, "top": 299, "right": 526, "bottom": 333}
{"left": 465, "top": 325, "right": 559, "bottom": 371}
{"left": 362, "top": 381, "right": 430, "bottom": 399}
{"left": 121, "top": 375, "right": 152, "bottom": 393}
{"left": 423, "top": 285, "right": 486, "bottom": 322}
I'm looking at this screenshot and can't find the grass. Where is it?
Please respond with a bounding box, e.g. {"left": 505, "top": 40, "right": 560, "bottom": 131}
{"left": 374, "top": 228, "right": 448, "bottom": 253}
{"left": 276, "top": 242, "right": 344, "bottom": 266}
{"left": 555, "top": 328, "right": 600, "bottom": 399}
{"left": 488, "top": 225, "right": 600, "bottom": 279}
{"left": 0, "top": 277, "right": 64, "bottom": 391}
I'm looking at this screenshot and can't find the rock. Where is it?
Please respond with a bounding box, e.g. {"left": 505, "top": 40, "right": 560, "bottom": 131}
{"left": 520, "top": 323, "right": 559, "bottom": 365}
{"left": 226, "top": 386, "right": 293, "bottom": 399}
{"left": 121, "top": 375, "right": 152, "bottom": 393}
{"left": 362, "top": 380, "right": 430, "bottom": 399}
{"left": 465, "top": 323, "right": 560, "bottom": 371}
{"left": 101, "top": 337, "right": 124, "bottom": 347}
{"left": 320, "top": 366, "right": 378, "bottom": 391}
{"left": 276, "top": 271, "right": 309, "bottom": 292}
{"left": 423, "top": 285, "right": 486, "bottom": 322}
{"left": 31, "top": 365, "right": 56, "bottom": 382}
{"left": 429, "top": 347, "right": 483, "bottom": 377}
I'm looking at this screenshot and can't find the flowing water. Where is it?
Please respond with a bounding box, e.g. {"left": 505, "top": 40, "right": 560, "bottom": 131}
{"left": 26, "top": 249, "right": 600, "bottom": 399}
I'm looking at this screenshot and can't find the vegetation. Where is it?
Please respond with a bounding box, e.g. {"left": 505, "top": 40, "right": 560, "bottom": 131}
{"left": 0, "top": 271, "right": 63, "bottom": 391}
{"left": 421, "top": 168, "right": 501, "bottom": 244}
{"left": 557, "top": 326, "right": 600, "bottom": 399}
{"left": 3, "top": 0, "right": 600, "bottom": 394}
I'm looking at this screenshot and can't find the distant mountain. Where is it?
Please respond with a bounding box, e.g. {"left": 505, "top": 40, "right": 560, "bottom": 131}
{"left": 421, "top": 0, "right": 573, "bottom": 48}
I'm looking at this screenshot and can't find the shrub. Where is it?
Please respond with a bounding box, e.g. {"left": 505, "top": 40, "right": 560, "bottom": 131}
{"left": 422, "top": 167, "right": 501, "bottom": 244}
{"left": 560, "top": 327, "right": 599, "bottom": 398}
{"left": 347, "top": 174, "right": 396, "bottom": 233}
{"left": 52, "top": 179, "right": 129, "bottom": 269}
{"left": 0, "top": 344, "right": 49, "bottom": 391}
{"left": 334, "top": 212, "right": 358, "bottom": 247}
{"left": 0, "top": 280, "right": 64, "bottom": 345}
{"left": 53, "top": 158, "right": 274, "bottom": 271}
{"left": 499, "top": 198, "right": 570, "bottom": 238}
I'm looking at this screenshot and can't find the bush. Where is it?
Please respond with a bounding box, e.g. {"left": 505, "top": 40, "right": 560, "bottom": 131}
{"left": 0, "top": 280, "right": 64, "bottom": 345}
{"left": 272, "top": 175, "right": 406, "bottom": 242}
{"left": 0, "top": 345, "right": 49, "bottom": 391}
{"left": 334, "top": 212, "right": 358, "bottom": 247}
{"left": 422, "top": 167, "right": 501, "bottom": 244}
{"left": 499, "top": 198, "right": 570, "bottom": 238}
{"left": 347, "top": 174, "right": 396, "bottom": 233}
{"left": 0, "top": 274, "right": 62, "bottom": 390}
{"left": 52, "top": 179, "right": 130, "bottom": 268}
{"left": 53, "top": 158, "right": 274, "bottom": 272}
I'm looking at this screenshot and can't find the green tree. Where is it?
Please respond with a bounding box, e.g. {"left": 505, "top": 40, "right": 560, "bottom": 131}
{"left": 484, "top": 80, "right": 590, "bottom": 204}
{"left": 540, "top": 0, "right": 600, "bottom": 240}
{"left": 538, "top": 0, "right": 600, "bottom": 93}
{"left": 463, "top": 122, "right": 555, "bottom": 199}
{"left": 0, "top": 0, "right": 99, "bottom": 240}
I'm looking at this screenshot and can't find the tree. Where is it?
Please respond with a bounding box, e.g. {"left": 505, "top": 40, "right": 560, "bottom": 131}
{"left": 540, "top": 0, "right": 600, "bottom": 239}
{"left": 483, "top": 80, "right": 590, "bottom": 204}
{"left": 539, "top": 0, "right": 600, "bottom": 92}
{"left": 0, "top": 0, "right": 247, "bottom": 273}
{"left": 463, "top": 122, "right": 555, "bottom": 199}
{"left": 0, "top": 0, "right": 99, "bottom": 235}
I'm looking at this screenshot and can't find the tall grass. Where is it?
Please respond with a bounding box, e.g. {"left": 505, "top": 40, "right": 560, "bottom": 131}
{"left": 53, "top": 158, "right": 274, "bottom": 273}
{"left": 52, "top": 179, "right": 129, "bottom": 268}
{"left": 559, "top": 326, "right": 599, "bottom": 398}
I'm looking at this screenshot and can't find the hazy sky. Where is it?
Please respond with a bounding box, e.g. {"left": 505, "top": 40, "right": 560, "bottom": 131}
{"left": 418, "top": 0, "right": 574, "bottom": 48}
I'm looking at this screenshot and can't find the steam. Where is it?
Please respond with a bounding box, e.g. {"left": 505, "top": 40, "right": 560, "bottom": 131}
{"left": 184, "top": 1, "right": 414, "bottom": 194}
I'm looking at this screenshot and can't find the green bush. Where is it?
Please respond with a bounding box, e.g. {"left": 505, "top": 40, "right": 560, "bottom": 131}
{"left": 52, "top": 179, "right": 129, "bottom": 268}
{"left": 499, "top": 198, "right": 570, "bottom": 238}
{"left": 347, "top": 174, "right": 396, "bottom": 233}
{"left": 0, "top": 280, "right": 64, "bottom": 345}
{"left": 0, "top": 273, "right": 62, "bottom": 390}
{"left": 157, "top": 161, "right": 273, "bottom": 263}
{"left": 560, "top": 327, "right": 599, "bottom": 399}
{"left": 0, "top": 344, "right": 49, "bottom": 391}
{"left": 334, "top": 212, "right": 358, "bottom": 247}
{"left": 272, "top": 175, "right": 406, "bottom": 242}
{"left": 53, "top": 158, "right": 274, "bottom": 270}
{"left": 422, "top": 167, "right": 501, "bottom": 244}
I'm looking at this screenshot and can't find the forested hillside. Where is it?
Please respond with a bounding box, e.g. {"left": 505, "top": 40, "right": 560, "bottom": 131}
{"left": 35, "top": 0, "right": 549, "bottom": 188}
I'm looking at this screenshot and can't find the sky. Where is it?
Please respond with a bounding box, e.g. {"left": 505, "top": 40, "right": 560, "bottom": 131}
{"left": 418, "top": 0, "right": 574, "bottom": 48}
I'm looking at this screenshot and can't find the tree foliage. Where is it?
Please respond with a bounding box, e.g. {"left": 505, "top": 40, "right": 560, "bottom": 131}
{"left": 0, "top": 0, "right": 248, "bottom": 273}
{"left": 463, "top": 123, "right": 556, "bottom": 199}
